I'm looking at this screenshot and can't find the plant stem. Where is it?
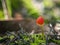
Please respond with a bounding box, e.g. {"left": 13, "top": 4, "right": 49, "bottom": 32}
{"left": 40, "top": 26, "right": 45, "bottom": 40}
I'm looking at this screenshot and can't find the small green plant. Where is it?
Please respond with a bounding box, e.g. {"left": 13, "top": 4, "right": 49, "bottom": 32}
{"left": 0, "top": 31, "right": 46, "bottom": 45}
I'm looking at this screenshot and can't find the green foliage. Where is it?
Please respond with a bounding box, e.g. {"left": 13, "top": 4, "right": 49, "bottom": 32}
{"left": 27, "top": 9, "right": 39, "bottom": 19}
{"left": 0, "top": 10, "right": 4, "bottom": 19}
{"left": 43, "top": 0, "right": 54, "bottom": 8}
{"left": 0, "top": 0, "right": 4, "bottom": 19}
{"left": 0, "top": 0, "right": 59, "bottom": 22}
{"left": 11, "top": 0, "right": 23, "bottom": 10}
{"left": 0, "top": 33, "right": 46, "bottom": 45}
{"left": 6, "top": 0, "right": 12, "bottom": 16}
{"left": 53, "top": 40, "right": 60, "bottom": 45}
{"left": 22, "top": 0, "right": 39, "bottom": 18}
{"left": 0, "top": 33, "right": 60, "bottom": 45}
{"left": 0, "top": 0, "right": 12, "bottom": 19}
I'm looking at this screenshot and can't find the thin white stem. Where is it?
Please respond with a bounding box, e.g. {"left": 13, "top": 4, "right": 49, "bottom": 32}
{"left": 1, "top": 0, "right": 11, "bottom": 20}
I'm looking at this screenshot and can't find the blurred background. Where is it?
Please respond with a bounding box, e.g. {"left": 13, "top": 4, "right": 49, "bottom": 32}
{"left": 0, "top": 0, "right": 60, "bottom": 33}
{"left": 0, "top": 0, "right": 60, "bottom": 22}
{"left": 0, "top": 0, "right": 60, "bottom": 45}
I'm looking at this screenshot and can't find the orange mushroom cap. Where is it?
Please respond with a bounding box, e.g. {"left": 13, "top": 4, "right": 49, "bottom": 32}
{"left": 36, "top": 16, "right": 44, "bottom": 26}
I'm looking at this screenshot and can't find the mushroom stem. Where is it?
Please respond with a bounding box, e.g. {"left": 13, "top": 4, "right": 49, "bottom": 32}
{"left": 40, "top": 26, "right": 45, "bottom": 40}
